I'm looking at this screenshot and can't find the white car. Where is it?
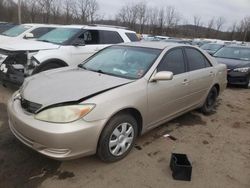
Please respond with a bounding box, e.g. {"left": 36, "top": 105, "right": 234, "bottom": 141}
{"left": 0, "top": 23, "right": 60, "bottom": 42}
{"left": 0, "top": 25, "right": 138, "bottom": 86}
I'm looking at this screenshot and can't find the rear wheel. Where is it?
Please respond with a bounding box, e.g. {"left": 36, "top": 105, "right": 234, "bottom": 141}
{"left": 97, "top": 113, "right": 138, "bottom": 162}
{"left": 201, "top": 86, "right": 218, "bottom": 115}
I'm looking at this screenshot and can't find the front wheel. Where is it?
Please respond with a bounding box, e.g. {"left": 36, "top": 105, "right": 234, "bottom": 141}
{"left": 97, "top": 113, "right": 138, "bottom": 162}
{"left": 243, "top": 76, "right": 249, "bottom": 89}
{"left": 201, "top": 86, "right": 218, "bottom": 115}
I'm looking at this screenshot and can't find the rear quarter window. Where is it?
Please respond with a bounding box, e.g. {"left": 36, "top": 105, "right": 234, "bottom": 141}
{"left": 125, "top": 33, "right": 139, "bottom": 41}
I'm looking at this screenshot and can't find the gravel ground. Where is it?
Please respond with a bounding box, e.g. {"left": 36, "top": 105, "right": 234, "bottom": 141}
{"left": 0, "top": 85, "right": 249, "bottom": 188}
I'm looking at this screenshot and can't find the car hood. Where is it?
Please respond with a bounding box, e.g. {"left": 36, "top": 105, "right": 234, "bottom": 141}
{"left": 0, "top": 35, "right": 11, "bottom": 41}
{"left": 0, "top": 39, "right": 59, "bottom": 51}
{"left": 215, "top": 57, "right": 250, "bottom": 70}
{"left": 21, "top": 68, "right": 132, "bottom": 107}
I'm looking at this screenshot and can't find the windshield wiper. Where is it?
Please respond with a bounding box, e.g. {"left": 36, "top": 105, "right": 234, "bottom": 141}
{"left": 90, "top": 69, "right": 114, "bottom": 76}
{"left": 78, "top": 64, "right": 89, "bottom": 70}
{"left": 38, "top": 39, "right": 51, "bottom": 43}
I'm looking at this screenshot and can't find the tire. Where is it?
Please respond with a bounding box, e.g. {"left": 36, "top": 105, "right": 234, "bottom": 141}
{"left": 97, "top": 113, "right": 138, "bottom": 162}
{"left": 32, "top": 62, "right": 64, "bottom": 75}
{"left": 243, "top": 76, "right": 249, "bottom": 89}
{"left": 201, "top": 86, "right": 218, "bottom": 115}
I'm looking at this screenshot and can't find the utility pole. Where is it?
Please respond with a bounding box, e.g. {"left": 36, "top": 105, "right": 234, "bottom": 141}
{"left": 18, "top": 0, "right": 22, "bottom": 24}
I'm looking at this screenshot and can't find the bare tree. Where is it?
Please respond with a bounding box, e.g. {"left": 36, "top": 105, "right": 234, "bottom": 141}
{"left": 116, "top": 3, "right": 138, "bottom": 30}
{"left": 37, "top": 0, "right": 55, "bottom": 23}
{"left": 51, "top": 0, "right": 61, "bottom": 23}
{"left": 239, "top": 16, "right": 250, "bottom": 41}
{"left": 27, "top": 0, "right": 40, "bottom": 22}
{"left": 147, "top": 7, "right": 158, "bottom": 34}
{"left": 206, "top": 17, "right": 214, "bottom": 37}
{"left": 228, "top": 22, "right": 237, "bottom": 40}
{"left": 78, "top": 0, "right": 89, "bottom": 23}
{"left": 193, "top": 15, "right": 202, "bottom": 37}
{"left": 165, "top": 6, "right": 180, "bottom": 35}
{"left": 87, "top": 0, "right": 98, "bottom": 23}
{"left": 216, "top": 16, "right": 226, "bottom": 31}
{"left": 137, "top": 1, "right": 147, "bottom": 34}
{"left": 157, "top": 7, "right": 165, "bottom": 34}
{"left": 63, "top": 0, "right": 74, "bottom": 24}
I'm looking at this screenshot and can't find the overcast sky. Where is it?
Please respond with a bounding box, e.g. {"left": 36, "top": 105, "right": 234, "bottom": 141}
{"left": 98, "top": 0, "right": 250, "bottom": 30}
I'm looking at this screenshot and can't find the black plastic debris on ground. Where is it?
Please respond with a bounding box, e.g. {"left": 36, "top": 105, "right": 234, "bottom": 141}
{"left": 170, "top": 153, "right": 192, "bottom": 181}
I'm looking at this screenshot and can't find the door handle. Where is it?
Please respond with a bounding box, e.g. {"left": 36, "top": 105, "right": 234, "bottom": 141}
{"left": 209, "top": 71, "right": 215, "bottom": 77}
{"left": 182, "top": 79, "right": 189, "bottom": 85}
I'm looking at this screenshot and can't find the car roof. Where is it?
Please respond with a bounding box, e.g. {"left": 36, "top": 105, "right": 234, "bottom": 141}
{"left": 59, "top": 24, "right": 136, "bottom": 33}
{"left": 119, "top": 41, "right": 187, "bottom": 50}
{"left": 225, "top": 45, "right": 250, "bottom": 49}
{"left": 22, "top": 23, "right": 61, "bottom": 27}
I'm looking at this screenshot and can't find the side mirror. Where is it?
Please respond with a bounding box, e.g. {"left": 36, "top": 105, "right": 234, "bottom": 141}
{"left": 24, "top": 33, "right": 34, "bottom": 39}
{"left": 150, "top": 71, "right": 173, "bottom": 82}
{"left": 72, "top": 38, "right": 85, "bottom": 46}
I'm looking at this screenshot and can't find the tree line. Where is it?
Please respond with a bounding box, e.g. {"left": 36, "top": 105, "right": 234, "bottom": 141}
{"left": 0, "top": 0, "right": 249, "bottom": 41}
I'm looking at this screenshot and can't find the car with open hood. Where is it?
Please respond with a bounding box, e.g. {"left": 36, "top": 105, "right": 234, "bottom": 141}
{"left": 0, "top": 24, "right": 138, "bottom": 87}
{"left": 214, "top": 45, "right": 250, "bottom": 88}
{"left": 8, "top": 42, "right": 227, "bottom": 162}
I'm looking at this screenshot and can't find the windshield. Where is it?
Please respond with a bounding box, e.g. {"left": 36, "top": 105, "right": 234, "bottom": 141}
{"left": 1, "top": 25, "right": 32, "bottom": 37}
{"left": 81, "top": 46, "right": 161, "bottom": 79}
{"left": 37, "top": 28, "right": 81, "bottom": 44}
{"left": 214, "top": 47, "right": 250, "bottom": 61}
{"left": 200, "top": 43, "right": 223, "bottom": 51}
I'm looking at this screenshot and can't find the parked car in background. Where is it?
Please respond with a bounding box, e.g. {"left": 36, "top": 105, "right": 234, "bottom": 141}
{"left": 7, "top": 42, "right": 227, "bottom": 162}
{"left": 214, "top": 45, "right": 250, "bottom": 88}
{"left": 0, "top": 25, "right": 138, "bottom": 86}
{"left": 0, "top": 22, "right": 17, "bottom": 33}
{"left": 163, "top": 38, "right": 192, "bottom": 45}
{"left": 0, "top": 23, "right": 59, "bottom": 42}
{"left": 200, "top": 43, "right": 225, "bottom": 55}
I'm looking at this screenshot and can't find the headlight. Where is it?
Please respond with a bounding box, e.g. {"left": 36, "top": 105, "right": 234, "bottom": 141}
{"left": 233, "top": 67, "right": 250, "bottom": 73}
{"left": 29, "top": 57, "right": 40, "bottom": 68}
{"left": 35, "top": 104, "right": 95, "bottom": 123}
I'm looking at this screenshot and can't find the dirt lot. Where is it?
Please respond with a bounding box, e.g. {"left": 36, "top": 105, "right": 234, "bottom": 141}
{"left": 0, "top": 85, "right": 249, "bottom": 188}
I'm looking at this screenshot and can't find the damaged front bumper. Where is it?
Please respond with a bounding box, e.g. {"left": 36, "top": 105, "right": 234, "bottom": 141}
{"left": 0, "top": 50, "right": 38, "bottom": 87}
{"left": 0, "top": 63, "right": 26, "bottom": 87}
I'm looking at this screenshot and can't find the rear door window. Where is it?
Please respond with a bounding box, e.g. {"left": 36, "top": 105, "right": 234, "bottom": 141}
{"left": 185, "top": 48, "right": 211, "bottom": 71}
{"left": 99, "top": 30, "right": 124, "bottom": 44}
{"left": 157, "top": 48, "right": 186, "bottom": 75}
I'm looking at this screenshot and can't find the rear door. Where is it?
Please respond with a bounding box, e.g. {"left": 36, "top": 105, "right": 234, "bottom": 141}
{"left": 147, "top": 48, "right": 191, "bottom": 126}
{"left": 184, "top": 47, "right": 215, "bottom": 105}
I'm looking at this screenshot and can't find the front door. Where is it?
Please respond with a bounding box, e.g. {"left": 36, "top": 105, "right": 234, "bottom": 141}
{"left": 147, "top": 48, "right": 191, "bottom": 127}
